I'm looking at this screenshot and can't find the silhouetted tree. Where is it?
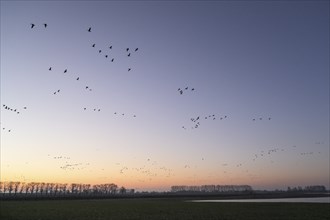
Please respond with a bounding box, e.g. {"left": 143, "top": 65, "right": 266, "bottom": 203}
{"left": 119, "top": 186, "right": 126, "bottom": 194}
{"left": 13, "top": 181, "right": 20, "bottom": 196}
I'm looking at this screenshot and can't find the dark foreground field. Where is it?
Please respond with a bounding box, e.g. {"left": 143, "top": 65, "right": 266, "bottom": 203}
{"left": 1, "top": 198, "right": 329, "bottom": 220}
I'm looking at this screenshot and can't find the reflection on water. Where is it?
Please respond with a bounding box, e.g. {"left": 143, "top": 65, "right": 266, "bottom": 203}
{"left": 192, "top": 197, "right": 330, "bottom": 203}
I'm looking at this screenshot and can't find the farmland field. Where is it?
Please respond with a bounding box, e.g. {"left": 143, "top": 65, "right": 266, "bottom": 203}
{"left": 1, "top": 198, "right": 329, "bottom": 220}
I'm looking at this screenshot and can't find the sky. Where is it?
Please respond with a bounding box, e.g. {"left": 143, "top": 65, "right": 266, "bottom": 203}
{"left": 0, "top": 0, "right": 329, "bottom": 192}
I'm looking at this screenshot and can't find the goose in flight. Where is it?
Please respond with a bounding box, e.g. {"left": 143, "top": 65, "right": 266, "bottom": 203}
{"left": 92, "top": 44, "right": 95, "bottom": 47}
{"left": 98, "top": 50, "right": 102, "bottom": 53}
{"left": 76, "top": 77, "right": 79, "bottom": 80}
{"left": 126, "top": 48, "right": 129, "bottom": 52}
{"left": 128, "top": 68, "right": 131, "bottom": 72}
{"left": 49, "top": 67, "right": 52, "bottom": 71}
{"left": 64, "top": 69, "right": 67, "bottom": 73}
{"left": 109, "top": 46, "right": 112, "bottom": 49}
{"left": 88, "top": 27, "right": 91, "bottom": 32}
{"left": 135, "top": 48, "right": 138, "bottom": 52}
{"left": 31, "top": 23, "right": 35, "bottom": 29}
{"left": 105, "top": 55, "right": 108, "bottom": 58}
{"left": 44, "top": 23, "right": 47, "bottom": 28}
{"left": 111, "top": 58, "right": 114, "bottom": 62}
{"left": 127, "top": 53, "right": 131, "bottom": 57}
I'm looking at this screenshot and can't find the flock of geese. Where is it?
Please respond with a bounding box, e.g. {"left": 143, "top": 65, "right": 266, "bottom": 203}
{"left": 0, "top": 22, "right": 326, "bottom": 184}
{"left": 2, "top": 104, "right": 27, "bottom": 115}
{"left": 116, "top": 158, "right": 174, "bottom": 181}
{"left": 87, "top": 26, "right": 138, "bottom": 72}
{"left": 178, "top": 87, "right": 195, "bottom": 95}
{"left": 182, "top": 114, "right": 229, "bottom": 130}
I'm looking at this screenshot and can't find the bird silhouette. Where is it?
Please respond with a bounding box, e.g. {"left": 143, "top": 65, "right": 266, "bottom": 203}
{"left": 128, "top": 53, "right": 131, "bottom": 57}
{"left": 135, "top": 48, "right": 138, "bottom": 52}
{"left": 111, "top": 58, "right": 114, "bottom": 62}
{"left": 88, "top": 27, "right": 91, "bottom": 32}
{"left": 99, "top": 50, "right": 102, "bottom": 53}
{"left": 105, "top": 55, "right": 108, "bottom": 58}
{"left": 44, "top": 23, "right": 47, "bottom": 28}
{"left": 92, "top": 44, "right": 95, "bottom": 47}
{"left": 126, "top": 48, "right": 129, "bottom": 52}
{"left": 109, "top": 46, "right": 112, "bottom": 49}
{"left": 30, "top": 23, "right": 35, "bottom": 29}
{"left": 49, "top": 67, "right": 52, "bottom": 71}
{"left": 128, "top": 68, "right": 131, "bottom": 72}
{"left": 64, "top": 69, "right": 67, "bottom": 73}
{"left": 76, "top": 77, "right": 79, "bottom": 80}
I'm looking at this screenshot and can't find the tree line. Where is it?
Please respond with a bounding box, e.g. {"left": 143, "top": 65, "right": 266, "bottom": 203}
{"left": 287, "top": 185, "right": 327, "bottom": 192}
{"left": 171, "top": 184, "right": 253, "bottom": 193}
{"left": 0, "top": 181, "right": 134, "bottom": 198}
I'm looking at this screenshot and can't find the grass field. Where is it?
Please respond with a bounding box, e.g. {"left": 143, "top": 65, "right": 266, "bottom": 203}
{"left": 1, "top": 198, "right": 329, "bottom": 220}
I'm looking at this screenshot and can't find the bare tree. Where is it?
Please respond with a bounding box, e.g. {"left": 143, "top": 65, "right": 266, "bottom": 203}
{"left": 119, "top": 186, "right": 126, "bottom": 194}
{"left": 13, "top": 182, "right": 20, "bottom": 196}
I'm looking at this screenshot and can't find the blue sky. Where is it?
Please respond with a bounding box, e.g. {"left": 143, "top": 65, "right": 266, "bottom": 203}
{"left": 1, "top": 0, "right": 329, "bottom": 191}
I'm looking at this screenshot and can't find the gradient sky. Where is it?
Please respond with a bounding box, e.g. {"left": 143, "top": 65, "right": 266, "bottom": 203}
{"left": 1, "top": 0, "right": 329, "bottom": 191}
